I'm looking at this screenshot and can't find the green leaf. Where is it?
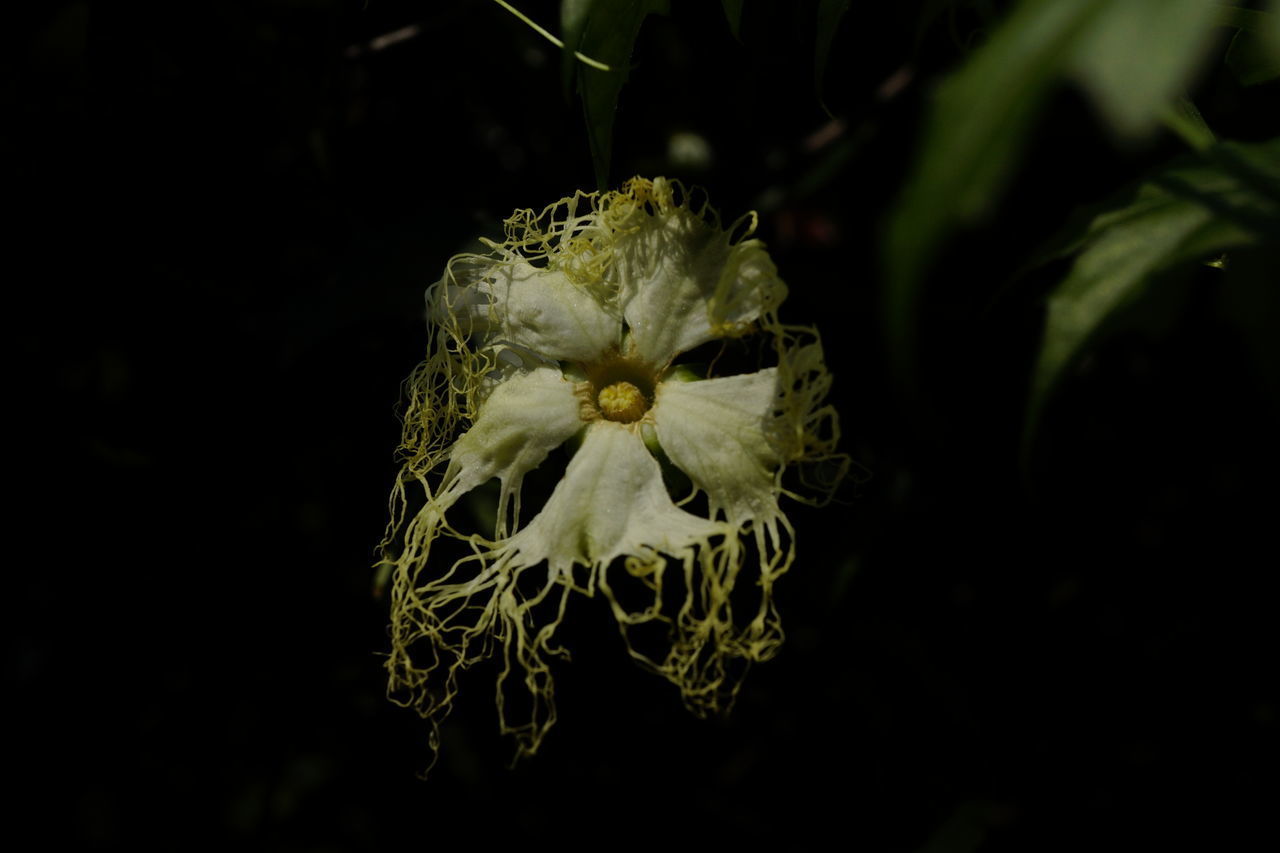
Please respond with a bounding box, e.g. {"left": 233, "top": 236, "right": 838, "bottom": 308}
{"left": 1024, "top": 138, "right": 1280, "bottom": 455}
{"left": 561, "top": 0, "right": 596, "bottom": 99}
{"left": 1270, "top": 0, "right": 1280, "bottom": 59}
{"left": 1226, "top": 29, "right": 1280, "bottom": 86}
{"left": 815, "top": 0, "right": 850, "bottom": 112}
{"left": 1165, "top": 141, "right": 1280, "bottom": 236}
{"left": 572, "top": 0, "right": 669, "bottom": 191}
{"left": 1160, "top": 96, "right": 1216, "bottom": 152}
{"left": 721, "top": 0, "right": 746, "bottom": 41}
{"left": 884, "top": 0, "right": 1108, "bottom": 379}
{"left": 884, "top": 0, "right": 1229, "bottom": 390}
{"left": 1067, "top": 0, "right": 1220, "bottom": 140}
{"left": 1222, "top": 4, "right": 1280, "bottom": 86}
{"left": 1212, "top": 3, "right": 1280, "bottom": 38}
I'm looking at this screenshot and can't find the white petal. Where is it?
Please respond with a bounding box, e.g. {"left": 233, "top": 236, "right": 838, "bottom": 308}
{"left": 652, "top": 369, "right": 782, "bottom": 525}
{"left": 443, "top": 258, "right": 621, "bottom": 363}
{"left": 615, "top": 207, "right": 787, "bottom": 367}
{"left": 441, "top": 366, "right": 584, "bottom": 536}
{"left": 501, "top": 421, "right": 723, "bottom": 574}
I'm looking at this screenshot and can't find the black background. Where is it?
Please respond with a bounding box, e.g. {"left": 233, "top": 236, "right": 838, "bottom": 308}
{"left": 10, "top": 1, "right": 1279, "bottom": 849}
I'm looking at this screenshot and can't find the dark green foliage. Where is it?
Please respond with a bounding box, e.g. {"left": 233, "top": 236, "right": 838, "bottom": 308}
{"left": 814, "top": 0, "right": 850, "bottom": 111}
{"left": 560, "top": 0, "right": 670, "bottom": 190}
{"left": 720, "top": 0, "right": 746, "bottom": 41}
{"left": 1222, "top": 4, "right": 1280, "bottom": 85}
{"left": 1026, "top": 138, "right": 1280, "bottom": 457}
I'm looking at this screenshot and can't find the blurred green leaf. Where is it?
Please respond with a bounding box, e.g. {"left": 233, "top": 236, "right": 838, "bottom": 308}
{"left": 1225, "top": 31, "right": 1280, "bottom": 85}
{"left": 1167, "top": 140, "right": 1280, "bottom": 234}
{"left": 1068, "top": 0, "right": 1220, "bottom": 140}
{"left": 815, "top": 0, "right": 850, "bottom": 112}
{"left": 1214, "top": 5, "right": 1277, "bottom": 32}
{"left": 1161, "top": 96, "right": 1217, "bottom": 152}
{"left": 914, "top": 800, "right": 993, "bottom": 853}
{"left": 884, "top": 0, "right": 1235, "bottom": 391}
{"left": 721, "top": 0, "right": 746, "bottom": 41}
{"left": 1222, "top": 4, "right": 1280, "bottom": 86}
{"left": 572, "top": 0, "right": 669, "bottom": 191}
{"left": 884, "top": 0, "right": 1108, "bottom": 379}
{"left": 1269, "top": 0, "right": 1280, "bottom": 58}
{"left": 1025, "top": 138, "right": 1280, "bottom": 454}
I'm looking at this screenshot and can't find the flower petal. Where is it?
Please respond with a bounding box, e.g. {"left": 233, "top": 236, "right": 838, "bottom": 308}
{"left": 651, "top": 369, "right": 782, "bottom": 525}
{"left": 501, "top": 420, "right": 724, "bottom": 574}
{"left": 442, "top": 257, "right": 621, "bottom": 363}
{"left": 441, "top": 366, "right": 584, "bottom": 536}
{"left": 613, "top": 187, "right": 787, "bottom": 367}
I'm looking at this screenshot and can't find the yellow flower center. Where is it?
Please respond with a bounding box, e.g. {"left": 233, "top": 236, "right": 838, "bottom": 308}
{"left": 597, "top": 381, "right": 648, "bottom": 423}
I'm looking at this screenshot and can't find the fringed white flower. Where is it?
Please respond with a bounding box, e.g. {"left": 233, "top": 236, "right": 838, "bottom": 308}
{"left": 379, "top": 177, "right": 844, "bottom": 768}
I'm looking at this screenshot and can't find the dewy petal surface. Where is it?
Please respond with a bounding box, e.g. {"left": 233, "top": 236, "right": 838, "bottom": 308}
{"left": 500, "top": 421, "right": 724, "bottom": 574}
{"left": 449, "top": 259, "right": 621, "bottom": 363}
{"left": 441, "top": 366, "right": 583, "bottom": 535}
{"left": 652, "top": 369, "right": 783, "bottom": 525}
{"left": 615, "top": 199, "right": 786, "bottom": 367}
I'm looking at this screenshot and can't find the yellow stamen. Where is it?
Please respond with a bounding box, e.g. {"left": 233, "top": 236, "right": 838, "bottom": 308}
{"left": 597, "top": 381, "right": 648, "bottom": 422}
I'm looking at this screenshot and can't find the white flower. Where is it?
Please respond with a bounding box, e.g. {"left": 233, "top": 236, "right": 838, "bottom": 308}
{"left": 379, "top": 177, "right": 844, "bottom": 766}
